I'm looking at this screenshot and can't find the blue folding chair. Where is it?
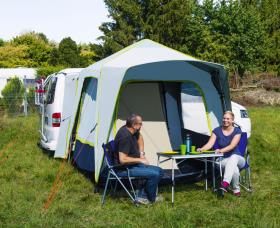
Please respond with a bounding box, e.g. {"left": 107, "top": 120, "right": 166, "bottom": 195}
{"left": 213, "top": 132, "right": 252, "bottom": 192}
{"left": 238, "top": 132, "right": 252, "bottom": 192}
{"left": 101, "top": 140, "right": 139, "bottom": 205}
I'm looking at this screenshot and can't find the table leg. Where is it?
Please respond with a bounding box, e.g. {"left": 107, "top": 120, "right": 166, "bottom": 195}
{"left": 212, "top": 157, "right": 215, "bottom": 191}
{"left": 172, "top": 158, "right": 174, "bottom": 206}
{"left": 205, "top": 159, "right": 207, "bottom": 191}
{"left": 219, "top": 158, "right": 222, "bottom": 179}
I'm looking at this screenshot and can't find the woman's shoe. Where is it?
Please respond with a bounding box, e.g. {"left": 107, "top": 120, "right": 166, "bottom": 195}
{"left": 233, "top": 191, "right": 241, "bottom": 197}
{"left": 220, "top": 181, "right": 230, "bottom": 192}
{"left": 217, "top": 181, "right": 230, "bottom": 198}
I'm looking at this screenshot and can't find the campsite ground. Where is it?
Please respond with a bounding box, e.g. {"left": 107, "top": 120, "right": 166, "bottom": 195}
{"left": 0, "top": 107, "right": 279, "bottom": 227}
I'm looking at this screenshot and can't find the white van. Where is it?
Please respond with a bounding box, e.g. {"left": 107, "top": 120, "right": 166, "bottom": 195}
{"left": 39, "top": 68, "right": 83, "bottom": 151}
{"left": 181, "top": 84, "right": 251, "bottom": 138}
{"left": 231, "top": 101, "right": 251, "bottom": 137}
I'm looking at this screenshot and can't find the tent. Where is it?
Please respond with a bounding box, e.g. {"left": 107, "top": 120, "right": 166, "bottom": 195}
{"left": 54, "top": 39, "right": 231, "bottom": 182}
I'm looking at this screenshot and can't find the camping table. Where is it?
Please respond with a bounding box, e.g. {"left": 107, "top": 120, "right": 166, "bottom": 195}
{"left": 157, "top": 153, "right": 223, "bottom": 205}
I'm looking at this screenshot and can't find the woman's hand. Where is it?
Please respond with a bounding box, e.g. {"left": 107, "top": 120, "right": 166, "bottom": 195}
{"left": 215, "top": 149, "right": 222, "bottom": 154}
{"left": 197, "top": 148, "right": 202, "bottom": 152}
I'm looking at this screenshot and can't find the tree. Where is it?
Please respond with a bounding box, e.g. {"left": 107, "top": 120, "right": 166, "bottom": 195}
{"left": 225, "top": 2, "right": 266, "bottom": 77}
{"left": 12, "top": 32, "right": 53, "bottom": 67}
{"left": 95, "top": 0, "right": 146, "bottom": 59}
{"left": 97, "top": 0, "right": 276, "bottom": 78}
{"left": 0, "top": 43, "right": 33, "bottom": 67}
{"left": 0, "top": 38, "right": 4, "bottom": 47}
{"left": 142, "top": 0, "right": 198, "bottom": 53}
{"left": 96, "top": 0, "right": 201, "bottom": 59}
{"left": 1, "top": 77, "right": 24, "bottom": 115}
{"left": 79, "top": 43, "right": 96, "bottom": 67}
{"left": 57, "top": 37, "right": 81, "bottom": 67}
{"left": 257, "top": 0, "right": 280, "bottom": 75}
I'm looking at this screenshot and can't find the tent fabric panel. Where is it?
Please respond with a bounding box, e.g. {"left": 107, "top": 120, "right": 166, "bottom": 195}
{"left": 188, "top": 62, "right": 231, "bottom": 111}
{"left": 163, "top": 82, "right": 184, "bottom": 150}
{"left": 73, "top": 139, "right": 95, "bottom": 172}
{"left": 76, "top": 77, "right": 98, "bottom": 143}
{"left": 106, "top": 41, "right": 196, "bottom": 68}
{"left": 54, "top": 76, "right": 96, "bottom": 158}
{"left": 53, "top": 75, "right": 79, "bottom": 158}
{"left": 181, "top": 83, "right": 212, "bottom": 136}
{"left": 94, "top": 67, "right": 127, "bottom": 181}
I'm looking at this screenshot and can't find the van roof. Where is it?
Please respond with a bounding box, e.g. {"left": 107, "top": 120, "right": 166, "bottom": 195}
{"left": 57, "top": 68, "right": 84, "bottom": 75}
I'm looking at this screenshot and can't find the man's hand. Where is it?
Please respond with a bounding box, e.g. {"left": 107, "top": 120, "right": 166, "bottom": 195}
{"left": 119, "top": 152, "right": 149, "bottom": 165}
{"left": 140, "top": 151, "right": 145, "bottom": 159}
{"left": 140, "top": 158, "right": 149, "bottom": 165}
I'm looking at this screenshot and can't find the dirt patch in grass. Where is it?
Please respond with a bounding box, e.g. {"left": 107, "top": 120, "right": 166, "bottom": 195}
{"left": 232, "top": 88, "right": 280, "bottom": 107}
{"left": 230, "top": 73, "right": 280, "bottom": 107}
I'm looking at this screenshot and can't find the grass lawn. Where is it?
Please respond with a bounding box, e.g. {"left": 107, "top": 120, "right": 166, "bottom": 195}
{"left": 0, "top": 107, "right": 280, "bottom": 227}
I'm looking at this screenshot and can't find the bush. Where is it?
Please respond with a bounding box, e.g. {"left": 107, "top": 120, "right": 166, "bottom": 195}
{"left": 0, "top": 98, "right": 4, "bottom": 116}
{"left": 1, "top": 77, "right": 24, "bottom": 115}
{"left": 27, "top": 87, "right": 37, "bottom": 113}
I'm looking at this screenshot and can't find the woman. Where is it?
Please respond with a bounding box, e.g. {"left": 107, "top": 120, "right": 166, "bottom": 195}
{"left": 197, "top": 111, "right": 245, "bottom": 196}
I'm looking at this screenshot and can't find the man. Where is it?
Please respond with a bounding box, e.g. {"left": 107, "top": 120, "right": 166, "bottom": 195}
{"left": 114, "top": 114, "right": 164, "bottom": 204}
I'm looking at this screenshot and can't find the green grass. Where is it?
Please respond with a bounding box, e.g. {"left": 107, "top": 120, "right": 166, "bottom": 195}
{"left": 0, "top": 108, "right": 280, "bottom": 227}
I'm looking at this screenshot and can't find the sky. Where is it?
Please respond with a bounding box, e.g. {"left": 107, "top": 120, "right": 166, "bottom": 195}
{"left": 0, "top": 0, "right": 110, "bottom": 44}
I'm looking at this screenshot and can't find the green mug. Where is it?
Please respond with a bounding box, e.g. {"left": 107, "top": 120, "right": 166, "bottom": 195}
{"left": 180, "top": 144, "right": 187, "bottom": 155}
{"left": 191, "top": 145, "right": 196, "bottom": 152}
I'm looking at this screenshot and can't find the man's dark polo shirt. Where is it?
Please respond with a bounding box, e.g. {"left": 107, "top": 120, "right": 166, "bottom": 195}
{"left": 114, "top": 125, "right": 140, "bottom": 164}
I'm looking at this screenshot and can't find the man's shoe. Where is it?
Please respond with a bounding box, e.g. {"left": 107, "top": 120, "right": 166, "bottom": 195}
{"left": 136, "top": 197, "right": 150, "bottom": 205}
{"left": 155, "top": 195, "right": 164, "bottom": 202}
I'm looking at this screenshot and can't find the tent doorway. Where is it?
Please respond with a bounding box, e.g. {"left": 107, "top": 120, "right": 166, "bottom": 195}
{"left": 115, "top": 82, "right": 184, "bottom": 169}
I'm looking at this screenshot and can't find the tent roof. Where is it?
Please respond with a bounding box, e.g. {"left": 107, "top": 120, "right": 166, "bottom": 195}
{"left": 80, "top": 39, "right": 224, "bottom": 77}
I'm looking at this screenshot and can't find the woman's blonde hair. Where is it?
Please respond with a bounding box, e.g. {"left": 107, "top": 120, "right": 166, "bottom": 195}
{"left": 224, "top": 110, "right": 235, "bottom": 120}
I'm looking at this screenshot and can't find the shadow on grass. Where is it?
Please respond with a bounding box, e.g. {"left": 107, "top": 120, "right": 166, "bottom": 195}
{"left": 37, "top": 142, "right": 55, "bottom": 158}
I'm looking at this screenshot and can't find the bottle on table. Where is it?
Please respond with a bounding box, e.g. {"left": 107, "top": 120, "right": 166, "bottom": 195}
{"left": 185, "top": 134, "right": 192, "bottom": 154}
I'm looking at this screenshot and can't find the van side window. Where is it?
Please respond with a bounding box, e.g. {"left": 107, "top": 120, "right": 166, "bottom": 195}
{"left": 45, "top": 77, "right": 57, "bottom": 104}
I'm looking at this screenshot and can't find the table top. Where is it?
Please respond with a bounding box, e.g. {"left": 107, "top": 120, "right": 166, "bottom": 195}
{"left": 157, "top": 152, "right": 223, "bottom": 159}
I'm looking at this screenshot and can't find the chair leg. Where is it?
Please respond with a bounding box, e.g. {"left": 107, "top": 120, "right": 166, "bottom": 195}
{"left": 127, "top": 169, "right": 137, "bottom": 199}
{"left": 239, "top": 168, "right": 252, "bottom": 192}
{"left": 101, "top": 172, "right": 111, "bottom": 205}
{"left": 113, "top": 179, "right": 118, "bottom": 195}
{"left": 247, "top": 167, "right": 253, "bottom": 192}
{"left": 112, "top": 173, "right": 137, "bottom": 203}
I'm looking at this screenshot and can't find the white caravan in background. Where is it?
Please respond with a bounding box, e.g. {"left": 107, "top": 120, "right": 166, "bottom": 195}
{"left": 39, "top": 68, "right": 83, "bottom": 151}
{"left": 181, "top": 84, "right": 251, "bottom": 138}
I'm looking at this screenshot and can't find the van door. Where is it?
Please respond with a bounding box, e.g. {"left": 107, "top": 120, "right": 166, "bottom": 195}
{"left": 42, "top": 76, "right": 60, "bottom": 147}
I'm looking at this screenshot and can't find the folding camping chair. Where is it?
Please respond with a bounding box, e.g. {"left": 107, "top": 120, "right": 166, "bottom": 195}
{"left": 214, "top": 132, "right": 252, "bottom": 192}
{"left": 101, "top": 140, "right": 139, "bottom": 205}
{"left": 238, "top": 132, "right": 252, "bottom": 192}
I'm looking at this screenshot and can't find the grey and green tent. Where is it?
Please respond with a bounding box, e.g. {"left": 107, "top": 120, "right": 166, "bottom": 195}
{"left": 54, "top": 39, "right": 231, "bottom": 182}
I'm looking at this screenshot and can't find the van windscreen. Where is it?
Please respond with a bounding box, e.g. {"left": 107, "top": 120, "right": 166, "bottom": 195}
{"left": 45, "top": 77, "right": 57, "bottom": 104}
